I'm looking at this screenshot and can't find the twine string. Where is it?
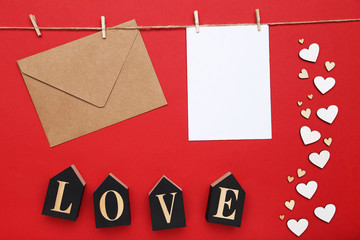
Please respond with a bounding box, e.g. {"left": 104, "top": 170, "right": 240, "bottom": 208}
{"left": 0, "top": 18, "right": 359, "bottom": 31}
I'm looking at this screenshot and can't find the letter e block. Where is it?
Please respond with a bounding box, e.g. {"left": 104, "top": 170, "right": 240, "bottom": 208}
{"left": 42, "top": 165, "right": 86, "bottom": 221}
{"left": 93, "top": 173, "right": 131, "bottom": 228}
{"left": 149, "top": 176, "right": 186, "bottom": 231}
{"left": 206, "top": 172, "right": 245, "bottom": 227}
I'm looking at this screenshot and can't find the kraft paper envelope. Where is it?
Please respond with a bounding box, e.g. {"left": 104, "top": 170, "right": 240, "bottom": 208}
{"left": 17, "top": 20, "right": 167, "bottom": 147}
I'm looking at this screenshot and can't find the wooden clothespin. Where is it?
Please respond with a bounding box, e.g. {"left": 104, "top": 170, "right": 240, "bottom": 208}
{"left": 194, "top": 11, "right": 200, "bottom": 33}
{"left": 101, "top": 16, "right": 106, "bottom": 39}
{"left": 255, "top": 9, "right": 261, "bottom": 31}
{"left": 29, "top": 14, "right": 41, "bottom": 37}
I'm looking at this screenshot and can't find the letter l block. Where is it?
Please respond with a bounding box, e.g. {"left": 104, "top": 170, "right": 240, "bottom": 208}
{"left": 42, "top": 165, "right": 86, "bottom": 221}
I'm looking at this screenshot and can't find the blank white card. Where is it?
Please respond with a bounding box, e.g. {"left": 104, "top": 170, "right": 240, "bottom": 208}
{"left": 186, "top": 25, "right": 272, "bottom": 141}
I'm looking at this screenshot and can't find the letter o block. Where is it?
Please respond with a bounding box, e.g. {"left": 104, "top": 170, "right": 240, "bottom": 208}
{"left": 93, "top": 174, "right": 130, "bottom": 228}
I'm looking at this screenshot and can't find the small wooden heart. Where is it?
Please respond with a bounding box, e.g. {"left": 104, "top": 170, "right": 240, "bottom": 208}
{"left": 299, "top": 39, "right": 304, "bottom": 44}
{"left": 279, "top": 215, "right": 285, "bottom": 220}
{"left": 307, "top": 94, "right": 313, "bottom": 100}
{"left": 325, "top": 61, "right": 335, "bottom": 72}
{"left": 297, "top": 101, "right": 303, "bottom": 107}
{"left": 324, "top": 138, "right": 332, "bottom": 146}
{"left": 285, "top": 200, "right": 295, "bottom": 210}
{"left": 297, "top": 168, "right": 306, "bottom": 178}
{"left": 287, "top": 176, "right": 294, "bottom": 183}
{"left": 298, "top": 69, "right": 309, "bottom": 79}
{"left": 301, "top": 108, "right": 311, "bottom": 119}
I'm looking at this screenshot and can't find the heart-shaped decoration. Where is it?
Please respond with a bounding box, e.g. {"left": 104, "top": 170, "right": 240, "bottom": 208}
{"left": 297, "top": 101, "right": 303, "bottom": 107}
{"left": 307, "top": 94, "right": 313, "bottom": 100}
{"left": 297, "top": 168, "right": 306, "bottom": 177}
{"left": 301, "top": 108, "right": 311, "bottom": 119}
{"left": 317, "top": 105, "right": 338, "bottom": 124}
{"left": 314, "top": 204, "right": 336, "bottom": 223}
{"left": 287, "top": 176, "right": 294, "bottom": 183}
{"left": 299, "top": 39, "right": 304, "bottom": 44}
{"left": 314, "top": 76, "right": 336, "bottom": 94}
{"left": 279, "top": 215, "right": 285, "bottom": 220}
{"left": 298, "top": 69, "right": 309, "bottom": 79}
{"left": 285, "top": 200, "right": 295, "bottom": 210}
{"left": 324, "top": 137, "right": 332, "bottom": 146}
{"left": 309, "top": 150, "right": 330, "bottom": 169}
{"left": 287, "top": 219, "right": 309, "bottom": 237}
{"left": 296, "top": 180, "right": 318, "bottom": 199}
{"left": 300, "top": 126, "right": 321, "bottom": 145}
{"left": 299, "top": 43, "right": 320, "bottom": 62}
{"left": 325, "top": 61, "right": 335, "bottom": 72}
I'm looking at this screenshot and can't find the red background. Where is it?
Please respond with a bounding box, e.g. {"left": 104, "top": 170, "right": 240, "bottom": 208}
{"left": 1, "top": 0, "right": 360, "bottom": 239}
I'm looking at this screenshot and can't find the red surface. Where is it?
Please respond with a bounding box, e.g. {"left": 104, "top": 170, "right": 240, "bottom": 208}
{"left": 0, "top": 0, "right": 360, "bottom": 239}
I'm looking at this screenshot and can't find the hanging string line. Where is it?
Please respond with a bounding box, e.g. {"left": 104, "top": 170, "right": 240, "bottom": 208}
{"left": 0, "top": 18, "right": 359, "bottom": 31}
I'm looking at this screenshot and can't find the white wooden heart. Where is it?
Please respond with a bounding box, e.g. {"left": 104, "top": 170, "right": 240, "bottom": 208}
{"left": 314, "top": 204, "right": 336, "bottom": 223}
{"left": 317, "top": 105, "right": 338, "bottom": 124}
{"left": 296, "top": 180, "right": 318, "bottom": 199}
{"left": 287, "top": 218, "right": 309, "bottom": 237}
{"left": 300, "top": 126, "right": 321, "bottom": 145}
{"left": 314, "top": 76, "right": 336, "bottom": 94}
{"left": 299, "top": 43, "right": 320, "bottom": 62}
{"left": 309, "top": 150, "right": 330, "bottom": 169}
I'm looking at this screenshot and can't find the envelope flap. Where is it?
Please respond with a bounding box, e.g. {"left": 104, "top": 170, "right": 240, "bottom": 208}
{"left": 17, "top": 20, "right": 139, "bottom": 107}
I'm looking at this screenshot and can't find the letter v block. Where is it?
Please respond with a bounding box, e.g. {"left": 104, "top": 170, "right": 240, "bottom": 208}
{"left": 206, "top": 172, "right": 245, "bottom": 227}
{"left": 93, "top": 173, "right": 131, "bottom": 228}
{"left": 42, "top": 165, "right": 86, "bottom": 221}
{"left": 149, "top": 176, "right": 186, "bottom": 230}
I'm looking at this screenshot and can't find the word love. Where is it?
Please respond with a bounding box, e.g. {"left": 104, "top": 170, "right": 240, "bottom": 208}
{"left": 42, "top": 165, "right": 245, "bottom": 230}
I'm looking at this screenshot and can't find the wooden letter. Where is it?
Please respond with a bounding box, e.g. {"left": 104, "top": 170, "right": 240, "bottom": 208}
{"left": 149, "top": 176, "right": 186, "bottom": 230}
{"left": 206, "top": 172, "right": 245, "bottom": 227}
{"left": 51, "top": 181, "right": 72, "bottom": 214}
{"left": 99, "top": 190, "right": 124, "bottom": 221}
{"left": 42, "top": 165, "right": 86, "bottom": 221}
{"left": 93, "top": 174, "right": 130, "bottom": 228}
{"left": 156, "top": 192, "right": 177, "bottom": 223}
{"left": 213, "top": 187, "right": 239, "bottom": 220}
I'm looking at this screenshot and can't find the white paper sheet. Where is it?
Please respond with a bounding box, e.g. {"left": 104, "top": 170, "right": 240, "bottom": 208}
{"left": 186, "top": 25, "right": 272, "bottom": 141}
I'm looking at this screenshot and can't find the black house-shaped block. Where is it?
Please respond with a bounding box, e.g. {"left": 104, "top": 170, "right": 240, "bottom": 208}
{"left": 42, "top": 165, "right": 86, "bottom": 221}
{"left": 93, "top": 173, "right": 131, "bottom": 228}
{"left": 206, "top": 172, "right": 245, "bottom": 227}
{"left": 149, "top": 176, "right": 186, "bottom": 231}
